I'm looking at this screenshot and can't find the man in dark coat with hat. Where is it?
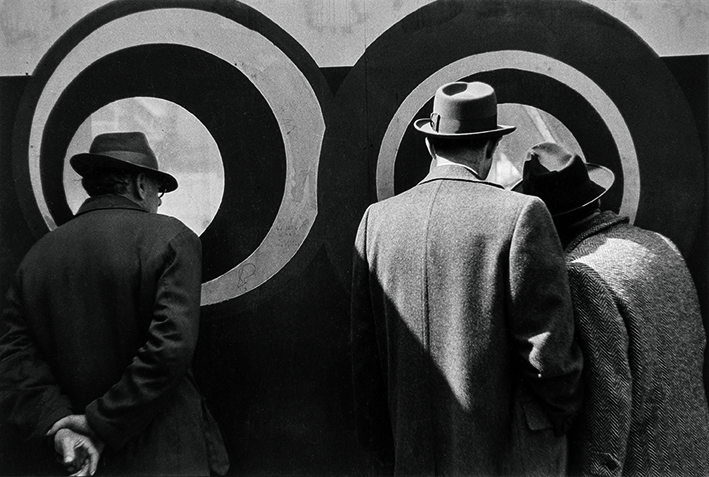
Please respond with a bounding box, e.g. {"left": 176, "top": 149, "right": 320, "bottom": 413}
{"left": 518, "top": 141, "right": 709, "bottom": 476}
{"left": 351, "top": 82, "right": 584, "bottom": 476}
{"left": 0, "top": 132, "right": 229, "bottom": 475}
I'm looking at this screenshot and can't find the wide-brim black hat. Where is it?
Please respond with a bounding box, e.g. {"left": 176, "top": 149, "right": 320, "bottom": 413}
{"left": 70, "top": 131, "right": 178, "bottom": 192}
{"left": 517, "top": 142, "right": 614, "bottom": 217}
{"left": 414, "top": 81, "right": 516, "bottom": 138}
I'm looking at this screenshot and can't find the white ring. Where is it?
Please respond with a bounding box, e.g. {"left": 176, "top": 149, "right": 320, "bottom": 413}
{"left": 27, "top": 8, "right": 324, "bottom": 305}
{"left": 377, "top": 50, "right": 639, "bottom": 222}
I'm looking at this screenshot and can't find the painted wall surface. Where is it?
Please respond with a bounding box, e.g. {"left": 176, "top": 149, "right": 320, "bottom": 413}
{"left": 1, "top": 0, "right": 709, "bottom": 75}
{"left": 0, "top": 1, "right": 707, "bottom": 475}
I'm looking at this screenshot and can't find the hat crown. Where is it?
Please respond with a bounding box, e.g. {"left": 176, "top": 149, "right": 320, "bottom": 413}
{"left": 522, "top": 142, "right": 614, "bottom": 216}
{"left": 88, "top": 132, "right": 159, "bottom": 170}
{"left": 528, "top": 142, "right": 575, "bottom": 171}
{"left": 435, "top": 82, "right": 497, "bottom": 122}
{"left": 413, "top": 81, "right": 515, "bottom": 137}
{"left": 429, "top": 82, "right": 498, "bottom": 135}
{"left": 525, "top": 143, "right": 590, "bottom": 191}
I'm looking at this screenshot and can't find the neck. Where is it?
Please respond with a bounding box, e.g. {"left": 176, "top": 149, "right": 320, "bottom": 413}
{"left": 119, "top": 188, "right": 152, "bottom": 213}
{"left": 554, "top": 206, "right": 601, "bottom": 248}
{"left": 435, "top": 155, "right": 487, "bottom": 179}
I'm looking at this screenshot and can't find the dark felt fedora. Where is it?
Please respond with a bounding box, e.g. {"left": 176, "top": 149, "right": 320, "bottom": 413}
{"left": 517, "top": 142, "right": 614, "bottom": 216}
{"left": 414, "top": 81, "right": 516, "bottom": 137}
{"left": 70, "top": 132, "right": 178, "bottom": 192}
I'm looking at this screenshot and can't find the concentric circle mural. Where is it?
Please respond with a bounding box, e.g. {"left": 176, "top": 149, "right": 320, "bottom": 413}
{"left": 12, "top": 0, "right": 704, "bottom": 307}
{"left": 328, "top": 0, "right": 703, "bottom": 263}
{"left": 12, "top": 1, "right": 328, "bottom": 306}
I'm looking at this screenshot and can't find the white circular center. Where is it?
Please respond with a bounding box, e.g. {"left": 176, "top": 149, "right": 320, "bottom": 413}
{"left": 63, "top": 97, "right": 224, "bottom": 236}
{"left": 28, "top": 8, "right": 324, "bottom": 305}
{"left": 487, "top": 103, "right": 583, "bottom": 189}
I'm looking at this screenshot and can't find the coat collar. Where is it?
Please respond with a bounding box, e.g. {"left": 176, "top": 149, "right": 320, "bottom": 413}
{"left": 75, "top": 194, "right": 148, "bottom": 217}
{"left": 418, "top": 163, "right": 504, "bottom": 190}
{"left": 564, "top": 210, "right": 629, "bottom": 252}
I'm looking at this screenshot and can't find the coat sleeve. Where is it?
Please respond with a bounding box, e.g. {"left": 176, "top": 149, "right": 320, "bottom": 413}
{"left": 85, "top": 229, "right": 202, "bottom": 450}
{"left": 567, "top": 263, "right": 631, "bottom": 476}
{"left": 350, "top": 208, "right": 394, "bottom": 465}
{"left": 0, "top": 272, "right": 73, "bottom": 440}
{"left": 507, "top": 197, "right": 584, "bottom": 435}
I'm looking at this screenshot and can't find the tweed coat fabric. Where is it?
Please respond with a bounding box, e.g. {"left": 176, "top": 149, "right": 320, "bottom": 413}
{"left": 565, "top": 211, "right": 709, "bottom": 476}
{"left": 351, "top": 164, "right": 584, "bottom": 476}
{"left": 0, "top": 195, "right": 228, "bottom": 475}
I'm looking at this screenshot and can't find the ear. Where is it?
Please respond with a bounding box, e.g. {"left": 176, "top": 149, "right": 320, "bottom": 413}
{"left": 425, "top": 137, "right": 436, "bottom": 159}
{"left": 135, "top": 173, "right": 150, "bottom": 200}
{"left": 486, "top": 137, "right": 500, "bottom": 158}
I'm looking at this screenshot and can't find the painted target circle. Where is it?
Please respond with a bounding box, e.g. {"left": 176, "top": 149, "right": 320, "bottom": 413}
{"left": 12, "top": 1, "right": 327, "bottom": 307}
{"left": 332, "top": 0, "right": 703, "bottom": 256}
{"left": 62, "top": 97, "right": 225, "bottom": 236}
{"left": 379, "top": 53, "right": 634, "bottom": 218}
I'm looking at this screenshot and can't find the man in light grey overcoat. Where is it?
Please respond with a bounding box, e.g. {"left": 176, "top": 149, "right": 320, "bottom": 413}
{"left": 350, "top": 82, "right": 584, "bottom": 476}
{"left": 518, "top": 141, "right": 709, "bottom": 476}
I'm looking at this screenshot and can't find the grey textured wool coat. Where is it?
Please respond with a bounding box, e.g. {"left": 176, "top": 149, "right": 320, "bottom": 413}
{"left": 351, "top": 164, "right": 584, "bottom": 476}
{"left": 0, "top": 195, "right": 228, "bottom": 475}
{"left": 565, "top": 211, "right": 709, "bottom": 476}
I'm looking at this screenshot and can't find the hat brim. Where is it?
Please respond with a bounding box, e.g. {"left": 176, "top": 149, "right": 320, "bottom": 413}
{"left": 70, "top": 153, "right": 178, "bottom": 193}
{"left": 414, "top": 118, "right": 516, "bottom": 137}
{"left": 586, "top": 164, "right": 615, "bottom": 193}
{"left": 547, "top": 163, "right": 615, "bottom": 215}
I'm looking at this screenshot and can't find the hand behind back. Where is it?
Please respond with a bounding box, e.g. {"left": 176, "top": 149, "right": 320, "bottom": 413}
{"left": 48, "top": 415, "right": 104, "bottom": 476}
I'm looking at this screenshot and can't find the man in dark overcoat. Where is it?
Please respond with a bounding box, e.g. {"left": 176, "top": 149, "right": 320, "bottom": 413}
{"left": 0, "top": 132, "right": 229, "bottom": 475}
{"left": 518, "top": 141, "right": 709, "bottom": 476}
{"left": 350, "top": 82, "right": 584, "bottom": 476}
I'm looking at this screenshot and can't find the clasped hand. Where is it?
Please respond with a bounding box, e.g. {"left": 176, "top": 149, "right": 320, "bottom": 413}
{"left": 47, "top": 415, "right": 104, "bottom": 476}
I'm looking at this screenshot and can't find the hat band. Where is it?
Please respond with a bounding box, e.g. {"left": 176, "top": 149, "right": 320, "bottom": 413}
{"left": 542, "top": 180, "right": 605, "bottom": 215}
{"left": 430, "top": 113, "right": 498, "bottom": 134}
{"left": 91, "top": 150, "right": 162, "bottom": 173}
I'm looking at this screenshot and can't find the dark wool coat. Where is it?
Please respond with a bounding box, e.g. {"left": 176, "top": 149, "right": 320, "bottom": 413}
{"left": 565, "top": 211, "right": 709, "bottom": 476}
{"left": 351, "top": 164, "right": 584, "bottom": 476}
{"left": 0, "top": 195, "right": 228, "bottom": 475}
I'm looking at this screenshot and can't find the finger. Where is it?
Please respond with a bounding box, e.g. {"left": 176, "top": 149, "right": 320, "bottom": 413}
{"left": 47, "top": 415, "right": 81, "bottom": 436}
{"left": 46, "top": 417, "right": 68, "bottom": 436}
{"left": 85, "top": 441, "right": 100, "bottom": 475}
{"left": 66, "top": 441, "right": 88, "bottom": 475}
{"left": 61, "top": 455, "right": 78, "bottom": 474}
{"left": 69, "top": 459, "right": 91, "bottom": 477}
{"left": 60, "top": 436, "right": 76, "bottom": 466}
{"left": 73, "top": 444, "right": 88, "bottom": 467}
{"left": 65, "top": 415, "right": 91, "bottom": 436}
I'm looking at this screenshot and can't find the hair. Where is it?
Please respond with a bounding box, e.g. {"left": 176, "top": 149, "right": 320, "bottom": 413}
{"left": 428, "top": 134, "right": 498, "bottom": 155}
{"left": 553, "top": 200, "right": 602, "bottom": 247}
{"left": 553, "top": 200, "right": 601, "bottom": 227}
{"left": 81, "top": 168, "right": 138, "bottom": 197}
